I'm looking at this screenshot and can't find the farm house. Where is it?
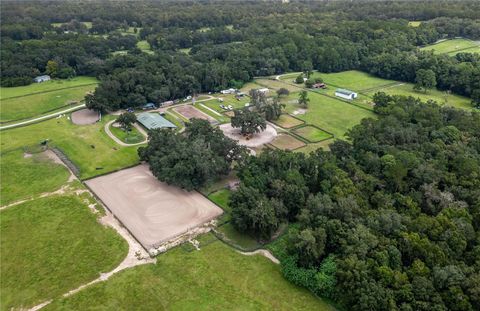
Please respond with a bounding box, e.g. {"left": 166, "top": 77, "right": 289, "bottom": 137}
{"left": 335, "top": 88, "right": 357, "bottom": 100}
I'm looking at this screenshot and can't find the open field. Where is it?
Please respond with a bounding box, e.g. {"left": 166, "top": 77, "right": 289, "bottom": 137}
{"left": 295, "top": 138, "right": 333, "bottom": 153}
{"left": 256, "top": 78, "right": 303, "bottom": 92}
{"left": 85, "top": 165, "right": 223, "bottom": 250}
{"left": 195, "top": 103, "right": 230, "bottom": 123}
{"left": 0, "top": 149, "right": 70, "bottom": 206}
{"left": 272, "top": 114, "right": 305, "bottom": 129}
{"left": 44, "top": 236, "right": 334, "bottom": 311}
{"left": 270, "top": 133, "right": 306, "bottom": 150}
{"left": 283, "top": 91, "right": 375, "bottom": 139}
{"left": 408, "top": 21, "right": 421, "bottom": 27}
{"left": 420, "top": 38, "right": 480, "bottom": 55}
{"left": 0, "top": 115, "right": 140, "bottom": 179}
{"left": 0, "top": 195, "right": 128, "bottom": 311}
{"left": 293, "top": 125, "right": 333, "bottom": 143}
{"left": 365, "top": 82, "right": 473, "bottom": 110}
{"left": 51, "top": 21, "right": 92, "bottom": 29}
{"left": 1, "top": 85, "right": 95, "bottom": 123}
{"left": 136, "top": 40, "right": 154, "bottom": 54}
{"left": 109, "top": 124, "right": 145, "bottom": 144}
{"left": 0, "top": 76, "right": 98, "bottom": 99}
{"left": 309, "top": 70, "right": 396, "bottom": 92}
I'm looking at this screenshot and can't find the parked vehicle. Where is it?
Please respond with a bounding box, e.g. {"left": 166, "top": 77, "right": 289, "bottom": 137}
{"left": 220, "top": 104, "right": 227, "bottom": 110}
{"left": 228, "top": 105, "right": 233, "bottom": 110}
{"left": 126, "top": 107, "right": 134, "bottom": 113}
{"left": 142, "top": 103, "right": 157, "bottom": 110}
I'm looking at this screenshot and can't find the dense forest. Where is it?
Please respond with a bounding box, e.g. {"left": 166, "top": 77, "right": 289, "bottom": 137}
{"left": 231, "top": 96, "right": 480, "bottom": 311}
{"left": 1, "top": 0, "right": 480, "bottom": 107}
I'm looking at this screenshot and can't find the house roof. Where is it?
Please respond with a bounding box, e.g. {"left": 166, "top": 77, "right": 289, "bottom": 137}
{"left": 335, "top": 88, "right": 356, "bottom": 96}
{"left": 137, "top": 112, "right": 176, "bottom": 130}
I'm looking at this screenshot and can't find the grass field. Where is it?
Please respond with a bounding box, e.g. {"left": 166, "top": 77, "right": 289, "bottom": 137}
{"left": 0, "top": 76, "right": 98, "bottom": 100}
{"left": 283, "top": 92, "right": 375, "bottom": 139}
{"left": 163, "top": 112, "right": 184, "bottom": 130}
{"left": 44, "top": 236, "right": 334, "bottom": 311}
{"left": 1, "top": 85, "right": 95, "bottom": 123}
{"left": 408, "top": 21, "right": 421, "bottom": 27}
{"left": 256, "top": 78, "right": 303, "bottom": 92}
{"left": 272, "top": 114, "right": 304, "bottom": 129}
{"left": 309, "top": 71, "right": 396, "bottom": 92}
{"left": 195, "top": 103, "right": 230, "bottom": 123}
{"left": 0, "top": 195, "right": 128, "bottom": 311}
{"left": 421, "top": 39, "right": 480, "bottom": 55}
{"left": 136, "top": 40, "right": 154, "bottom": 54}
{"left": 0, "top": 115, "right": 140, "bottom": 179}
{"left": 109, "top": 124, "right": 145, "bottom": 144}
{"left": 208, "top": 188, "right": 231, "bottom": 212}
{"left": 0, "top": 149, "right": 70, "bottom": 206}
{"left": 270, "top": 133, "right": 306, "bottom": 150}
{"left": 295, "top": 139, "right": 333, "bottom": 153}
{"left": 217, "top": 223, "right": 261, "bottom": 250}
{"left": 293, "top": 126, "right": 333, "bottom": 143}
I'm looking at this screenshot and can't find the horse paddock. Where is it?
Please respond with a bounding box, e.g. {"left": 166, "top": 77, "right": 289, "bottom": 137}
{"left": 85, "top": 164, "right": 223, "bottom": 251}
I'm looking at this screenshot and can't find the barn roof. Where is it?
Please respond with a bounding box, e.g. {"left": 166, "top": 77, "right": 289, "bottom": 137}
{"left": 137, "top": 112, "right": 176, "bottom": 130}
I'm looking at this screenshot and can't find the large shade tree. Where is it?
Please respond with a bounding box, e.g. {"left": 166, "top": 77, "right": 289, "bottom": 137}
{"left": 231, "top": 108, "right": 267, "bottom": 137}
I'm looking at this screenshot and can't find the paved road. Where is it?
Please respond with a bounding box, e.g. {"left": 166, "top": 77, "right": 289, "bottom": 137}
{"left": 0, "top": 104, "right": 86, "bottom": 130}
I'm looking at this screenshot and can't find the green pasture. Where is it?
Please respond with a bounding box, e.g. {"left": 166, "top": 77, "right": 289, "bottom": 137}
{"left": 272, "top": 114, "right": 304, "bottom": 129}
{"left": 217, "top": 223, "right": 261, "bottom": 250}
{"left": 0, "top": 115, "right": 140, "bottom": 180}
{"left": 163, "top": 112, "right": 184, "bottom": 130}
{"left": 283, "top": 91, "right": 374, "bottom": 139}
{"left": 0, "top": 76, "right": 98, "bottom": 99}
{"left": 256, "top": 78, "right": 303, "bottom": 92}
{"left": 45, "top": 236, "right": 334, "bottom": 311}
{"left": 208, "top": 188, "right": 231, "bottom": 212}
{"left": 293, "top": 126, "right": 333, "bottom": 143}
{"left": 310, "top": 70, "right": 397, "bottom": 93}
{"left": 203, "top": 95, "right": 248, "bottom": 113}
{"left": 195, "top": 103, "right": 230, "bottom": 123}
{"left": 420, "top": 38, "right": 480, "bottom": 55}
{"left": 0, "top": 149, "right": 70, "bottom": 206}
{"left": 365, "top": 82, "right": 473, "bottom": 110}
{"left": 270, "top": 133, "right": 306, "bottom": 151}
{"left": 295, "top": 139, "right": 333, "bottom": 153}
{"left": 408, "top": 21, "right": 421, "bottom": 27}
{"left": 0, "top": 195, "right": 127, "bottom": 311}
{"left": 1, "top": 85, "right": 95, "bottom": 123}
{"left": 109, "top": 124, "right": 145, "bottom": 144}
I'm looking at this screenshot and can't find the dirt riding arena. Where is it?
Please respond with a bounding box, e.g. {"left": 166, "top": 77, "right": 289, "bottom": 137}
{"left": 174, "top": 105, "right": 217, "bottom": 124}
{"left": 85, "top": 164, "right": 223, "bottom": 251}
{"left": 219, "top": 123, "right": 277, "bottom": 148}
{"left": 71, "top": 109, "right": 100, "bottom": 125}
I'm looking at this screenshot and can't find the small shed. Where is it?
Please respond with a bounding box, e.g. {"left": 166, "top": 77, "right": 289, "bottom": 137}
{"left": 137, "top": 112, "right": 176, "bottom": 130}
{"left": 33, "top": 75, "right": 51, "bottom": 83}
{"left": 335, "top": 88, "right": 358, "bottom": 100}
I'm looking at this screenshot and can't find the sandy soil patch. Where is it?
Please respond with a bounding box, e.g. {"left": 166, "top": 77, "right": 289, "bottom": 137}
{"left": 219, "top": 123, "right": 277, "bottom": 148}
{"left": 85, "top": 164, "right": 223, "bottom": 250}
{"left": 71, "top": 109, "right": 100, "bottom": 125}
{"left": 174, "top": 105, "right": 217, "bottom": 124}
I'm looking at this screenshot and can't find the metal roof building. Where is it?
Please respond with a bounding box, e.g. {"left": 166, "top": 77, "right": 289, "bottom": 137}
{"left": 137, "top": 112, "right": 177, "bottom": 130}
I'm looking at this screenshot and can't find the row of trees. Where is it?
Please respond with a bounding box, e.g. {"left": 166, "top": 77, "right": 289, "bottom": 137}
{"left": 230, "top": 96, "right": 480, "bottom": 310}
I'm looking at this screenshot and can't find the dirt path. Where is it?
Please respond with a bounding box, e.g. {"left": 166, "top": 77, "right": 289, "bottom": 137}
{"left": 104, "top": 120, "right": 148, "bottom": 146}
{"left": 238, "top": 249, "right": 280, "bottom": 264}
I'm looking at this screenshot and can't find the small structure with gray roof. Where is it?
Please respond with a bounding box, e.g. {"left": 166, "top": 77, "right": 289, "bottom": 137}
{"left": 137, "top": 112, "right": 176, "bottom": 130}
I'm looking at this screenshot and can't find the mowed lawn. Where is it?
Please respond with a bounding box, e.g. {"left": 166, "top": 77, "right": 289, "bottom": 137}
{"left": 0, "top": 195, "right": 128, "bottom": 311}
{"left": 45, "top": 237, "right": 335, "bottom": 311}
{"left": 420, "top": 38, "right": 480, "bottom": 55}
{"left": 310, "top": 70, "right": 397, "bottom": 92}
{"left": 1, "top": 85, "right": 95, "bottom": 122}
{"left": 0, "top": 115, "right": 140, "bottom": 179}
{"left": 284, "top": 92, "right": 374, "bottom": 139}
{"left": 0, "top": 76, "right": 98, "bottom": 99}
{"left": 0, "top": 149, "right": 70, "bottom": 206}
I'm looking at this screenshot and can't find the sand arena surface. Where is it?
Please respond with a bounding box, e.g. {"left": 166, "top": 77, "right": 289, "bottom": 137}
{"left": 219, "top": 123, "right": 277, "bottom": 148}
{"left": 85, "top": 164, "right": 223, "bottom": 250}
{"left": 71, "top": 109, "right": 100, "bottom": 125}
{"left": 174, "top": 105, "right": 217, "bottom": 123}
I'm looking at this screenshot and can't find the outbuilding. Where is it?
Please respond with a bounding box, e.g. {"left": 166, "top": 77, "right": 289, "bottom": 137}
{"left": 33, "top": 75, "right": 51, "bottom": 83}
{"left": 137, "top": 112, "right": 177, "bottom": 130}
{"left": 335, "top": 88, "right": 358, "bottom": 100}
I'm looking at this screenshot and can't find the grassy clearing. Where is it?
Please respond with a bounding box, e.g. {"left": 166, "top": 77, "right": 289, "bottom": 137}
{"left": 310, "top": 70, "right": 396, "bottom": 92}
{"left": 0, "top": 115, "right": 140, "bottom": 180}
{"left": 421, "top": 38, "right": 480, "bottom": 55}
{"left": 202, "top": 96, "right": 248, "bottom": 113}
{"left": 270, "top": 133, "right": 306, "bottom": 151}
{"left": 217, "top": 223, "right": 261, "bottom": 250}
{"left": 284, "top": 92, "right": 374, "bottom": 139}
{"left": 136, "top": 40, "right": 154, "bottom": 54}
{"left": 293, "top": 126, "right": 332, "bottom": 143}
{"left": 109, "top": 124, "right": 145, "bottom": 144}
{"left": 366, "top": 82, "right": 473, "bottom": 110}
{"left": 45, "top": 236, "right": 334, "bottom": 311}
{"left": 1, "top": 85, "right": 95, "bottom": 123}
{"left": 272, "top": 114, "right": 304, "bottom": 129}
{"left": 51, "top": 22, "right": 92, "bottom": 29}
{"left": 194, "top": 103, "right": 230, "bottom": 123}
{"left": 0, "top": 76, "right": 98, "bottom": 100}
{"left": 163, "top": 112, "right": 184, "bottom": 130}
{"left": 408, "top": 21, "right": 421, "bottom": 27}
{"left": 256, "top": 78, "right": 303, "bottom": 92}
{"left": 208, "top": 188, "right": 231, "bottom": 213}
{"left": 0, "top": 195, "right": 128, "bottom": 311}
{"left": 0, "top": 149, "right": 70, "bottom": 206}
{"left": 179, "top": 47, "right": 191, "bottom": 54}
{"left": 295, "top": 139, "right": 333, "bottom": 153}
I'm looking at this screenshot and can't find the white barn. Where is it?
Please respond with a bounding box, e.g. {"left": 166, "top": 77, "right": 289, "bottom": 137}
{"left": 335, "top": 88, "right": 358, "bottom": 100}
{"left": 33, "top": 75, "right": 51, "bottom": 83}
